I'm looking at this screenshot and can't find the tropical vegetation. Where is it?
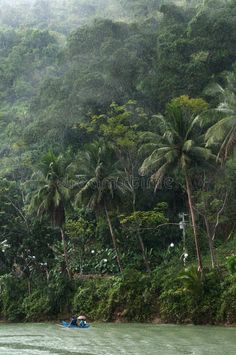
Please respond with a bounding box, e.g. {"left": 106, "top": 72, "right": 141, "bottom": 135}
{"left": 0, "top": 0, "right": 236, "bottom": 324}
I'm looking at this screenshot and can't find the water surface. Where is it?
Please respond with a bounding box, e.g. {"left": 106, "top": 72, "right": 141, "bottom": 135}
{"left": 0, "top": 323, "right": 235, "bottom": 354}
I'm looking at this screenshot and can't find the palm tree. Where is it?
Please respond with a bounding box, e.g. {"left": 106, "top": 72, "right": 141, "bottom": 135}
{"left": 74, "top": 142, "right": 126, "bottom": 273}
{"left": 140, "top": 99, "right": 216, "bottom": 272}
{"left": 29, "top": 151, "right": 71, "bottom": 278}
{"left": 206, "top": 71, "right": 236, "bottom": 161}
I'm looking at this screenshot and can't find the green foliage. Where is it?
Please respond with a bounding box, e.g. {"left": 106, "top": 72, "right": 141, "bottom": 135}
{"left": 140, "top": 96, "right": 214, "bottom": 186}
{"left": 178, "top": 266, "right": 203, "bottom": 297}
{"left": 74, "top": 142, "right": 126, "bottom": 212}
{"left": 29, "top": 150, "right": 71, "bottom": 227}
{"left": 225, "top": 255, "right": 236, "bottom": 275}
{"left": 1, "top": 0, "right": 236, "bottom": 325}
{"left": 72, "top": 278, "right": 115, "bottom": 320}
{"left": 120, "top": 207, "right": 167, "bottom": 228}
{"left": 0, "top": 272, "right": 74, "bottom": 321}
{"left": 65, "top": 214, "right": 96, "bottom": 274}
{"left": 119, "top": 206, "right": 171, "bottom": 268}
{"left": 1, "top": 264, "right": 236, "bottom": 324}
{"left": 159, "top": 268, "right": 224, "bottom": 324}
{"left": 72, "top": 270, "right": 158, "bottom": 321}
{"left": 206, "top": 69, "right": 236, "bottom": 161}
{"left": 219, "top": 274, "right": 236, "bottom": 323}
{"left": 116, "top": 269, "right": 158, "bottom": 321}
{"left": 170, "top": 95, "right": 209, "bottom": 114}
{"left": 22, "top": 290, "right": 51, "bottom": 321}
{"left": 0, "top": 274, "right": 27, "bottom": 321}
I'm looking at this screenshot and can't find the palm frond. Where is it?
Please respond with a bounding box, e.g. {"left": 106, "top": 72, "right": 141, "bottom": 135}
{"left": 139, "top": 150, "right": 166, "bottom": 176}
{"left": 190, "top": 147, "right": 216, "bottom": 161}
{"left": 204, "top": 82, "right": 224, "bottom": 97}
{"left": 53, "top": 189, "right": 61, "bottom": 207}
{"left": 183, "top": 140, "right": 194, "bottom": 152}
{"left": 138, "top": 143, "right": 158, "bottom": 157}
{"left": 151, "top": 162, "right": 170, "bottom": 191}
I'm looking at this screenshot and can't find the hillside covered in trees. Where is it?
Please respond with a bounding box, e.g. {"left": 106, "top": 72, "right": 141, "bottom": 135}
{"left": 1, "top": 0, "right": 236, "bottom": 324}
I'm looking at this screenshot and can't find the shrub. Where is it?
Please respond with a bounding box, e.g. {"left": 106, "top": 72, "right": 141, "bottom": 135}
{"left": 72, "top": 270, "right": 159, "bottom": 322}
{"left": 218, "top": 274, "right": 236, "bottom": 323}
{"left": 225, "top": 255, "right": 236, "bottom": 275}
{"left": 159, "top": 268, "right": 224, "bottom": 324}
{"left": 22, "top": 290, "right": 51, "bottom": 321}
{"left": 0, "top": 274, "right": 27, "bottom": 321}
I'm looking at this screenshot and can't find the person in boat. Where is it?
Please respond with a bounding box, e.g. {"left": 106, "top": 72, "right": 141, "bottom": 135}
{"left": 78, "top": 315, "right": 87, "bottom": 327}
{"left": 69, "top": 315, "right": 78, "bottom": 327}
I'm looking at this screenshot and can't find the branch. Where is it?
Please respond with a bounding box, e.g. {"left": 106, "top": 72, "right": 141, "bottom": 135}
{"left": 212, "top": 192, "right": 228, "bottom": 240}
{"left": 122, "top": 222, "right": 178, "bottom": 232}
{"left": 227, "top": 224, "right": 236, "bottom": 241}
{"left": 5, "top": 196, "right": 29, "bottom": 230}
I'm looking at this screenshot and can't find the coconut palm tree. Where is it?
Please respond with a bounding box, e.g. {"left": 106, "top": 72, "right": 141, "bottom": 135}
{"left": 140, "top": 99, "right": 216, "bottom": 272}
{"left": 206, "top": 71, "right": 236, "bottom": 161}
{"left": 74, "top": 142, "right": 126, "bottom": 273}
{"left": 29, "top": 151, "right": 71, "bottom": 278}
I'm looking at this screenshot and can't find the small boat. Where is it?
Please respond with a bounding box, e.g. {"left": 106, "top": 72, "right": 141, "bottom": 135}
{"left": 61, "top": 321, "right": 90, "bottom": 329}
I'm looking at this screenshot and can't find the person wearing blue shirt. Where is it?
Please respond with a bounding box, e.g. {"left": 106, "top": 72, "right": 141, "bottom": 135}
{"left": 70, "top": 315, "right": 78, "bottom": 327}
{"left": 78, "top": 315, "right": 87, "bottom": 327}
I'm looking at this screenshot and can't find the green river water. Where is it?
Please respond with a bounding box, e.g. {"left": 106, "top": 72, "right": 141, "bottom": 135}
{"left": 0, "top": 323, "right": 235, "bottom": 355}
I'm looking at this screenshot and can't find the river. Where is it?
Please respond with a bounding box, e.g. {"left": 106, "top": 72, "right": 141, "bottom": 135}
{"left": 0, "top": 323, "right": 235, "bottom": 354}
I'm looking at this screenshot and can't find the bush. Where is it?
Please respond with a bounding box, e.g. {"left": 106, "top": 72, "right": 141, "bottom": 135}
{"left": 159, "top": 269, "right": 192, "bottom": 323}
{"left": 0, "top": 274, "right": 27, "bottom": 321}
{"left": 0, "top": 273, "right": 74, "bottom": 322}
{"left": 46, "top": 271, "right": 74, "bottom": 315}
{"left": 22, "top": 291, "right": 51, "bottom": 321}
{"left": 225, "top": 255, "right": 236, "bottom": 275}
{"left": 218, "top": 274, "right": 236, "bottom": 323}
{"left": 72, "top": 270, "right": 159, "bottom": 322}
{"left": 115, "top": 269, "right": 158, "bottom": 321}
{"left": 1, "top": 265, "right": 236, "bottom": 325}
{"left": 72, "top": 277, "right": 125, "bottom": 321}
{"left": 159, "top": 267, "right": 224, "bottom": 324}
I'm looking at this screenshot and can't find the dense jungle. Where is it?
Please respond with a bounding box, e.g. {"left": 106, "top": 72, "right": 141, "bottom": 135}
{"left": 0, "top": 0, "right": 236, "bottom": 325}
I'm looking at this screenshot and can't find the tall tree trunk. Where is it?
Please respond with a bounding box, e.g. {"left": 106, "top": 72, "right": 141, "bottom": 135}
{"left": 204, "top": 217, "right": 217, "bottom": 269}
{"left": 104, "top": 205, "right": 123, "bottom": 273}
{"left": 60, "top": 227, "right": 71, "bottom": 279}
{"left": 28, "top": 279, "right": 31, "bottom": 296}
{"left": 137, "top": 227, "right": 151, "bottom": 272}
{"left": 131, "top": 187, "right": 151, "bottom": 273}
{"left": 132, "top": 188, "right": 136, "bottom": 213}
{"left": 185, "top": 175, "right": 203, "bottom": 272}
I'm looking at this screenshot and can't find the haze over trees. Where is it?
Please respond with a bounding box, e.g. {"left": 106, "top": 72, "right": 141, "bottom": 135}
{"left": 1, "top": 0, "right": 236, "bottom": 324}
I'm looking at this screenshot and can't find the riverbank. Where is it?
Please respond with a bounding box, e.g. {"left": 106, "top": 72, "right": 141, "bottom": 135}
{"left": 0, "top": 263, "right": 236, "bottom": 325}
